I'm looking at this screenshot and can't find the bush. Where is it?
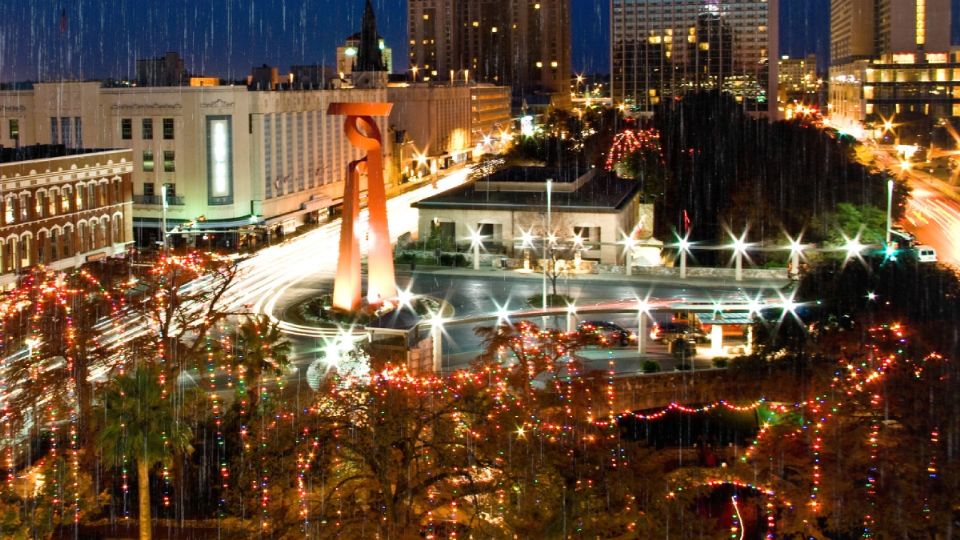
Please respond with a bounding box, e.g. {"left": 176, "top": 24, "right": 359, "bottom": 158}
{"left": 642, "top": 360, "right": 661, "bottom": 373}
{"left": 712, "top": 358, "right": 728, "bottom": 368}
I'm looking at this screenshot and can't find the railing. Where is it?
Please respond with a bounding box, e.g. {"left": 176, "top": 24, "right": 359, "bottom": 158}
{"left": 133, "top": 195, "right": 185, "bottom": 206}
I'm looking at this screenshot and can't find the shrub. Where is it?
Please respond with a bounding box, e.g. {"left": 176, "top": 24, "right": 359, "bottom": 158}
{"left": 712, "top": 358, "right": 729, "bottom": 368}
{"left": 642, "top": 360, "right": 661, "bottom": 373}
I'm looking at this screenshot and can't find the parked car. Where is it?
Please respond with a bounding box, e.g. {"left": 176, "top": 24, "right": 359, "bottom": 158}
{"left": 649, "top": 321, "right": 707, "bottom": 344}
{"left": 915, "top": 245, "right": 938, "bottom": 263}
{"left": 577, "top": 321, "right": 634, "bottom": 346}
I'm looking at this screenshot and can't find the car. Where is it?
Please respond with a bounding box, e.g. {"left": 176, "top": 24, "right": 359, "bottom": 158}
{"left": 915, "top": 245, "right": 938, "bottom": 263}
{"left": 577, "top": 321, "right": 634, "bottom": 346}
{"left": 649, "top": 321, "right": 707, "bottom": 344}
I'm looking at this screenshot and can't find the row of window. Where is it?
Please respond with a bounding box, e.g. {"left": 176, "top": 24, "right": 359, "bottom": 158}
{"left": 51, "top": 117, "right": 83, "bottom": 148}
{"left": 121, "top": 118, "right": 175, "bottom": 140}
{"left": 0, "top": 215, "right": 123, "bottom": 274}
{"left": 1, "top": 179, "right": 124, "bottom": 225}
{"left": 142, "top": 150, "right": 175, "bottom": 172}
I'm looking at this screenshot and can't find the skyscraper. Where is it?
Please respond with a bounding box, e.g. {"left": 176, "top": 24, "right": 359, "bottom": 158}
{"left": 828, "top": 0, "right": 955, "bottom": 138}
{"left": 407, "top": 0, "right": 572, "bottom": 109}
{"left": 610, "top": 0, "right": 779, "bottom": 115}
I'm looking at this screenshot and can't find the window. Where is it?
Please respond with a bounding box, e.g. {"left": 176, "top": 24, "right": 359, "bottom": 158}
{"left": 87, "top": 184, "right": 96, "bottom": 209}
{"left": 63, "top": 227, "right": 73, "bottom": 257}
{"left": 47, "top": 190, "right": 57, "bottom": 216}
{"left": 50, "top": 117, "right": 58, "bottom": 144}
{"left": 143, "top": 150, "right": 154, "bottom": 172}
{"left": 61, "top": 118, "right": 71, "bottom": 148}
{"left": 163, "top": 118, "right": 174, "bottom": 139}
{"left": 163, "top": 151, "right": 175, "bottom": 172}
{"left": 9, "top": 119, "right": 18, "bottom": 140}
{"left": 113, "top": 180, "right": 121, "bottom": 204}
{"left": 143, "top": 183, "right": 155, "bottom": 197}
{"left": 164, "top": 183, "right": 176, "bottom": 197}
{"left": 121, "top": 118, "right": 132, "bottom": 140}
{"left": 142, "top": 118, "right": 153, "bottom": 140}
{"left": 74, "top": 117, "right": 82, "bottom": 148}
{"left": 19, "top": 236, "right": 30, "bottom": 268}
{"left": 50, "top": 229, "right": 59, "bottom": 261}
{"left": 75, "top": 186, "right": 84, "bottom": 210}
{"left": 61, "top": 188, "right": 71, "bottom": 213}
{"left": 34, "top": 192, "right": 45, "bottom": 218}
{"left": 4, "top": 197, "right": 13, "bottom": 224}
{"left": 19, "top": 194, "right": 29, "bottom": 221}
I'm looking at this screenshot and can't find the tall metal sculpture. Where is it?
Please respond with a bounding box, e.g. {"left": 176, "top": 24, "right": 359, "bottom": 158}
{"left": 328, "top": 102, "right": 397, "bottom": 312}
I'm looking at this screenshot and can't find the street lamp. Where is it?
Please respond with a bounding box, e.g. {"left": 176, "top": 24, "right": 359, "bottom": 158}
{"left": 566, "top": 303, "right": 577, "bottom": 333}
{"left": 542, "top": 179, "right": 553, "bottom": 312}
{"left": 635, "top": 298, "right": 651, "bottom": 355}
{"left": 675, "top": 232, "right": 692, "bottom": 279}
{"left": 622, "top": 234, "right": 637, "bottom": 276}
{"left": 730, "top": 232, "right": 749, "bottom": 282}
{"left": 429, "top": 313, "right": 445, "bottom": 373}
{"left": 469, "top": 228, "right": 485, "bottom": 270}
{"left": 786, "top": 234, "right": 805, "bottom": 279}
{"left": 843, "top": 234, "right": 865, "bottom": 265}
{"left": 885, "top": 178, "right": 894, "bottom": 245}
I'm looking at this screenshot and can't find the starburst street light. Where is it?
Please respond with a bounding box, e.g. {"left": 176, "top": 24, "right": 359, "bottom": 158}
{"left": 728, "top": 231, "right": 750, "bottom": 282}
{"left": 520, "top": 229, "right": 535, "bottom": 249}
{"left": 468, "top": 227, "right": 485, "bottom": 270}
{"left": 429, "top": 311, "right": 446, "bottom": 373}
{"left": 786, "top": 233, "right": 806, "bottom": 279}
{"left": 673, "top": 232, "right": 692, "bottom": 279}
{"left": 842, "top": 234, "right": 865, "bottom": 265}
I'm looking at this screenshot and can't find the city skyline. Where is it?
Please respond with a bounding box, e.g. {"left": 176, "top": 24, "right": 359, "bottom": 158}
{"left": 0, "top": 0, "right": 835, "bottom": 83}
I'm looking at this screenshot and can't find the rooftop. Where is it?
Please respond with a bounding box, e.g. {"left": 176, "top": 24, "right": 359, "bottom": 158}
{"left": 414, "top": 167, "right": 640, "bottom": 213}
{"left": 0, "top": 145, "right": 118, "bottom": 165}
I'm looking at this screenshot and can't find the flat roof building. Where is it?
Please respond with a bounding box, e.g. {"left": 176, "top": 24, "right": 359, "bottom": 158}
{"left": 611, "top": 0, "right": 779, "bottom": 116}
{"left": 0, "top": 146, "right": 133, "bottom": 286}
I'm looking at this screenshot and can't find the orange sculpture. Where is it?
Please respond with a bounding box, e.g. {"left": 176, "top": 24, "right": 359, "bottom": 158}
{"left": 327, "top": 102, "right": 396, "bottom": 311}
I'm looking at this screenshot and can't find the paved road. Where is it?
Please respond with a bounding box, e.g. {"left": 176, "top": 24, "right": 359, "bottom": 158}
{"left": 871, "top": 146, "right": 960, "bottom": 267}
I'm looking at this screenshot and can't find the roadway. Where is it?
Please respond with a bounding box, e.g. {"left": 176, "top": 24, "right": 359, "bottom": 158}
{"left": 870, "top": 146, "right": 960, "bottom": 267}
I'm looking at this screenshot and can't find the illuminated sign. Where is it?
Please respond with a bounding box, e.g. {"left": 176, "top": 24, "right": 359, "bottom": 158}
{"left": 520, "top": 115, "right": 535, "bottom": 137}
{"left": 206, "top": 116, "right": 233, "bottom": 204}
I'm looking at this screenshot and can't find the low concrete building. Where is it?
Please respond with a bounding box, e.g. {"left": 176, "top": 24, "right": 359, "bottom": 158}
{"left": 413, "top": 166, "right": 642, "bottom": 265}
{"left": 0, "top": 145, "right": 134, "bottom": 286}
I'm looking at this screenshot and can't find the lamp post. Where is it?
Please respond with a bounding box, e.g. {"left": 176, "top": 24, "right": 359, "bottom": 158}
{"left": 161, "top": 183, "right": 169, "bottom": 253}
{"left": 566, "top": 304, "right": 577, "bottom": 333}
{"left": 542, "top": 179, "right": 552, "bottom": 312}
{"left": 430, "top": 315, "right": 444, "bottom": 374}
{"left": 623, "top": 235, "right": 637, "bottom": 276}
{"left": 788, "top": 235, "right": 804, "bottom": 279}
{"left": 731, "top": 233, "right": 748, "bottom": 282}
{"left": 470, "top": 229, "right": 484, "bottom": 270}
{"left": 677, "top": 233, "right": 690, "bottom": 280}
{"left": 885, "top": 178, "right": 894, "bottom": 245}
{"left": 636, "top": 299, "right": 650, "bottom": 355}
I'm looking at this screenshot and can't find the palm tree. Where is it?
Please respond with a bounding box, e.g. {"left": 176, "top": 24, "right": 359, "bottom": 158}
{"left": 231, "top": 315, "right": 291, "bottom": 412}
{"left": 99, "top": 362, "right": 193, "bottom": 540}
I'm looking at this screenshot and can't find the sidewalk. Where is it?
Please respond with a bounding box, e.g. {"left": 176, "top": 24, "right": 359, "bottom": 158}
{"left": 401, "top": 265, "right": 792, "bottom": 290}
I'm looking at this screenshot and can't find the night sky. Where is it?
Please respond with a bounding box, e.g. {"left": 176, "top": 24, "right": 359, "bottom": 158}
{"left": 0, "top": 0, "right": 874, "bottom": 83}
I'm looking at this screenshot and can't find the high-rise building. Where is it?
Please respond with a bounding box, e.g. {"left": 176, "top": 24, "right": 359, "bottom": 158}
{"left": 610, "top": 0, "right": 779, "bottom": 115}
{"left": 136, "top": 52, "right": 189, "bottom": 87}
{"left": 407, "top": 0, "right": 572, "bottom": 109}
{"left": 828, "top": 0, "right": 955, "bottom": 140}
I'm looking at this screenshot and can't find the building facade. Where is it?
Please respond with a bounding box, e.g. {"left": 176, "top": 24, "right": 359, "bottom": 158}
{"left": 0, "top": 82, "right": 391, "bottom": 247}
{"left": 470, "top": 84, "right": 513, "bottom": 148}
{"left": 407, "top": 0, "right": 572, "bottom": 109}
{"left": 0, "top": 147, "right": 133, "bottom": 286}
{"left": 388, "top": 85, "right": 473, "bottom": 180}
{"left": 828, "top": 0, "right": 954, "bottom": 138}
{"left": 778, "top": 54, "right": 822, "bottom": 114}
{"left": 413, "top": 167, "right": 642, "bottom": 265}
{"left": 610, "top": 0, "right": 779, "bottom": 115}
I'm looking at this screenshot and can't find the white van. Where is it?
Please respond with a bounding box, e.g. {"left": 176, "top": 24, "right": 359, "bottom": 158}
{"left": 916, "top": 245, "right": 938, "bottom": 263}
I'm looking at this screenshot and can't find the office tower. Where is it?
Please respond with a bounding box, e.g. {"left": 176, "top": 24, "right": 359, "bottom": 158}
{"left": 610, "top": 0, "right": 779, "bottom": 115}
{"left": 829, "top": 0, "right": 955, "bottom": 138}
{"left": 407, "top": 0, "right": 572, "bottom": 109}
